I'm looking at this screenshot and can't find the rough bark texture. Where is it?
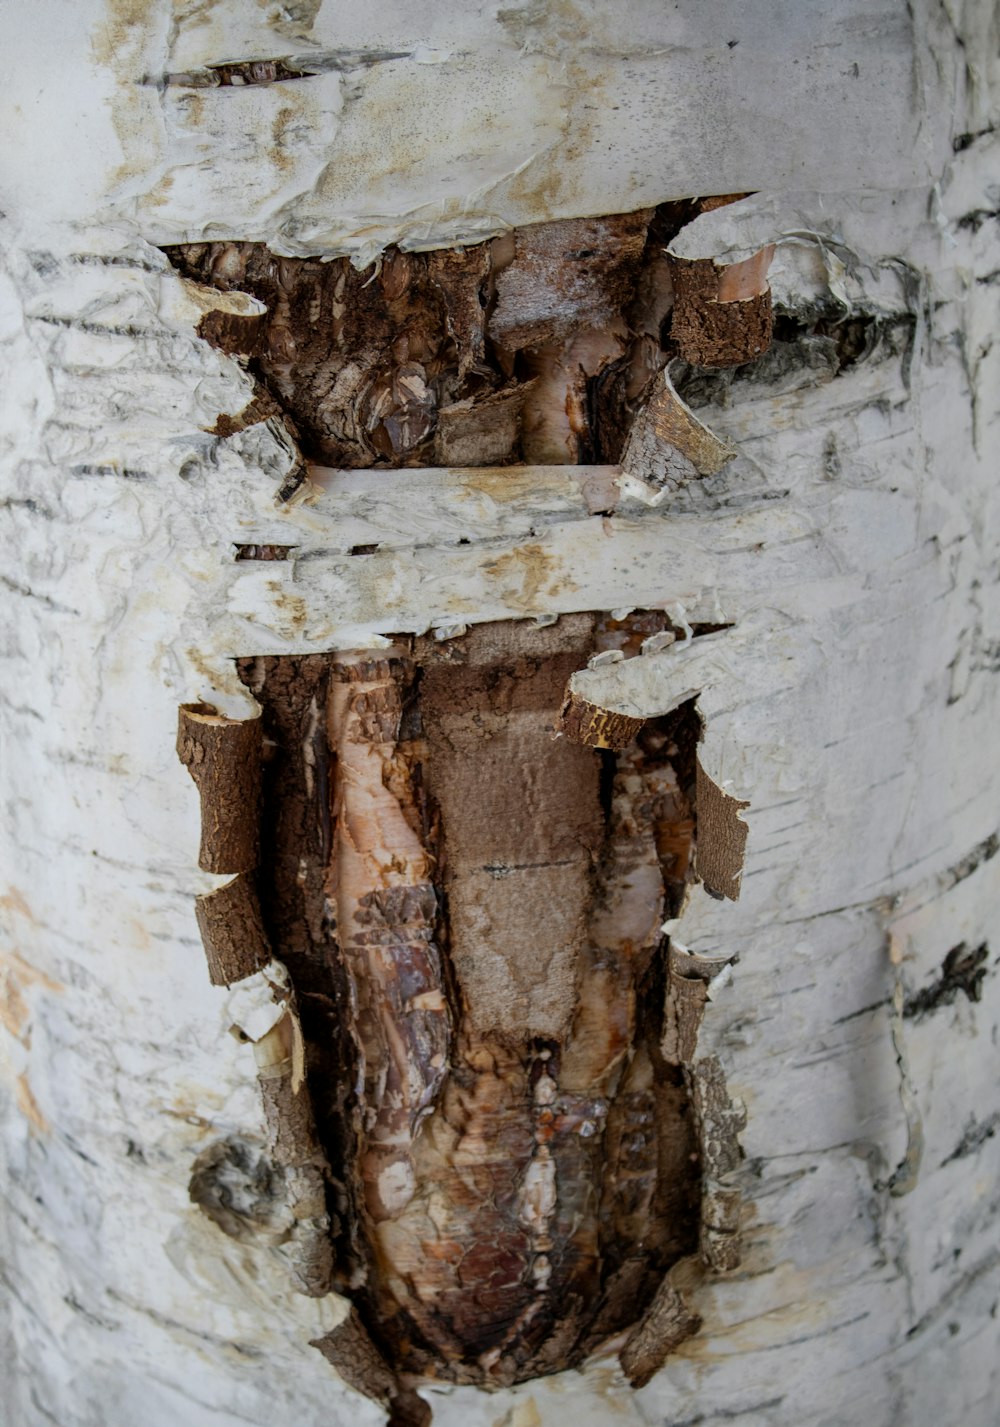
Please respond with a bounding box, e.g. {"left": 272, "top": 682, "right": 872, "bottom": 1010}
{"left": 619, "top": 1277, "right": 702, "bottom": 1388}
{"left": 194, "top": 873, "right": 272, "bottom": 986}
{"left": 177, "top": 704, "right": 262, "bottom": 874}
{"left": 668, "top": 252, "right": 775, "bottom": 368}
{"left": 237, "top": 619, "right": 713, "bottom": 1388}
{"left": 170, "top": 207, "right": 765, "bottom": 1397}
{"left": 3, "top": 5, "right": 1000, "bottom": 1427}
{"left": 165, "top": 199, "right": 748, "bottom": 483}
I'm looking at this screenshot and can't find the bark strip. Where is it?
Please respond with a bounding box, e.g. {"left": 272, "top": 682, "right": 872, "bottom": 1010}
{"left": 689, "top": 1055, "right": 747, "bottom": 1273}
{"left": 311, "top": 1312, "right": 431, "bottom": 1427}
{"left": 695, "top": 758, "right": 750, "bottom": 902}
{"left": 668, "top": 248, "right": 775, "bottom": 367}
{"left": 619, "top": 366, "right": 736, "bottom": 499}
{"left": 194, "top": 873, "right": 272, "bottom": 985}
{"left": 662, "top": 944, "right": 730, "bottom": 1067}
{"left": 230, "top": 970, "right": 335, "bottom": 1297}
{"left": 325, "top": 654, "right": 450, "bottom": 1228}
{"left": 177, "top": 703, "right": 262, "bottom": 873}
{"left": 555, "top": 690, "right": 646, "bottom": 750}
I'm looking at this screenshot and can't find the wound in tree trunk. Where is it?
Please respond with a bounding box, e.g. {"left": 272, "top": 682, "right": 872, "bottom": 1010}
{"left": 164, "top": 198, "right": 774, "bottom": 487}
{"left": 174, "top": 203, "right": 757, "bottom": 1400}
{"left": 236, "top": 615, "right": 707, "bottom": 1386}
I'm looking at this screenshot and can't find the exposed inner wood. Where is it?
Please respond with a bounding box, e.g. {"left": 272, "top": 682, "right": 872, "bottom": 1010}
{"left": 237, "top": 615, "right": 706, "bottom": 1386}
{"left": 165, "top": 200, "right": 771, "bottom": 479}
{"left": 172, "top": 205, "right": 755, "bottom": 1393}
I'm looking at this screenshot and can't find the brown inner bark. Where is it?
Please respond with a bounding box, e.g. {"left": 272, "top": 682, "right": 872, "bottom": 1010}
{"left": 174, "top": 202, "right": 749, "bottom": 1387}
{"left": 238, "top": 623, "right": 703, "bottom": 1386}
{"left": 165, "top": 202, "right": 715, "bottom": 472}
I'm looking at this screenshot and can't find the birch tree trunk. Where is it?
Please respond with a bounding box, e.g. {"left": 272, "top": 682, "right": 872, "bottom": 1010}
{"left": 2, "top": 3, "right": 1000, "bottom": 1426}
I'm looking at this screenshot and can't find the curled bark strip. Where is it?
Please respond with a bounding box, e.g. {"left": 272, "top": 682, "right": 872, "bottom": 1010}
{"left": 555, "top": 690, "right": 646, "bottom": 750}
{"left": 619, "top": 1277, "right": 702, "bottom": 1387}
{"left": 661, "top": 944, "right": 731, "bottom": 1067}
{"left": 620, "top": 366, "right": 736, "bottom": 499}
{"left": 668, "top": 247, "right": 775, "bottom": 367}
{"left": 695, "top": 757, "right": 750, "bottom": 902}
{"left": 310, "top": 1309, "right": 398, "bottom": 1407}
{"left": 229, "top": 964, "right": 335, "bottom": 1296}
{"left": 689, "top": 1055, "right": 746, "bottom": 1273}
{"left": 177, "top": 703, "right": 262, "bottom": 874}
{"left": 194, "top": 873, "right": 271, "bottom": 986}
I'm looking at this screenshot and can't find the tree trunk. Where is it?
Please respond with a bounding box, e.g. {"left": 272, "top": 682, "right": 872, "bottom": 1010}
{"left": 2, "top": 4, "right": 999, "bottom": 1426}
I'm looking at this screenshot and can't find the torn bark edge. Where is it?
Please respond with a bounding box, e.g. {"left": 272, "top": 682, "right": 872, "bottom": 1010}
{"left": 195, "top": 873, "right": 272, "bottom": 986}
{"left": 618, "top": 1273, "right": 702, "bottom": 1388}
{"left": 188, "top": 300, "right": 311, "bottom": 507}
{"left": 661, "top": 946, "right": 745, "bottom": 1274}
{"left": 661, "top": 942, "right": 732, "bottom": 1066}
{"left": 617, "top": 364, "right": 736, "bottom": 506}
{"left": 689, "top": 1054, "right": 747, "bottom": 1274}
{"left": 554, "top": 689, "right": 646, "bottom": 751}
{"left": 695, "top": 756, "right": 749, "bottom": 902}
{"left": 618, "top": 948, "right": 744, "bottom": 1385}
{"left": 311, "top": 1310, "right": 431, "bottom": 1426}
{"left": 667, "top": 246, "right": 776, "bottom": 368}
{"left": 177, "top": 703, "right": 262, "bottom": 874}
{"left": 229, "top": 963, "right": 336, "bottom": 1297}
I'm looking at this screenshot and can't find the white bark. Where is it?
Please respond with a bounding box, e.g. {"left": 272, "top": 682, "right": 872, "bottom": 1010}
{"left": 2, "top": 3, "right": 999, "bottom": 1425}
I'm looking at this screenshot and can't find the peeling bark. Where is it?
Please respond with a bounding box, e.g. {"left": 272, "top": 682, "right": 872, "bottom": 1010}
{"left": 228, "top": 619, "right": 735, "bottom": 1389}
{"left": 177, "top": 703, "right": 262, "bottom": 874}
{"left": 194, "top": 873, "right": 272, "bottom": 986}
{"left": 5, "top": 8, "right": 1000, "bottom": 1427}
{"left": 165, "top": 202, "right": 762, "bottom": 488}
{"left": 167, "top": 205, "right": 774, "bottom": 1400}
